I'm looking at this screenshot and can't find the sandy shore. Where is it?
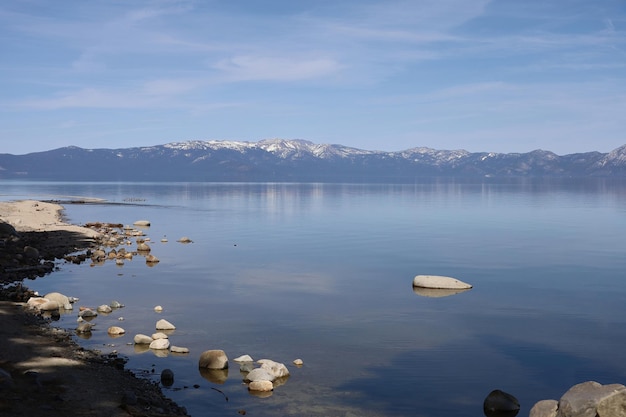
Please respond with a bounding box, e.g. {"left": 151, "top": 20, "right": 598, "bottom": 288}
{"left": 0, "top": 200, "right": 189, "bottom": 416}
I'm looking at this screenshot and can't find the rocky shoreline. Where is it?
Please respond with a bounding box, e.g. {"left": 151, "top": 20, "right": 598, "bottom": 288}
{"left": 0, "top": 200, "right": 189, "bottom": 416}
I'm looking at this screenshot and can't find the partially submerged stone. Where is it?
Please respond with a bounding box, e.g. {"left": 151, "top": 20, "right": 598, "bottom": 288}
{"left": 107, "top": 326, "right": 125, "bottom": 335}
{"left": 149, "top": 338, "right": 170, "bottom": 350}
{"left": 198, "top": 350, "right": 228, "bottom": 370}
{"left": 484, "top": 389, "right": 520, "bottom": 415}
{"left": 156, "top": 319, "right": 175, "bottom": 330}
{"left": 170, "top": 346, "right": 189, "bottom": 354}
{"left": 249, "top": 380, "right": 273, "bottom": 392}
{"left": 412, "top": 275, "right": 472, "bottom": 290}
{"left": 258, "top": 359, "right": 290, "bottom": 379}
{"left": 559, "top": 381, "right": 626, "bottom": 417}
{"left": 134, "top": 334, "right": 153, "bottom": 344}
{"left": 133, "top": 220, "right": 151, "bottom": 227}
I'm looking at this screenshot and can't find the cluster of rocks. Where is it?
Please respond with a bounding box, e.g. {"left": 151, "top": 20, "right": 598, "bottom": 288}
{"left": 196, "top": 350, "right": 302, "bottom": 397}
{"left": 133, "top": 316, "right": 190, "bottom": 357}
{"left": 530, "top": 381, "right": 626, "bottom": 417}
{"left": 483, "top": 382, "right": 626, "bottom": 417}
{"left": 64, "top": 221, "right": 162, "bottom": 267}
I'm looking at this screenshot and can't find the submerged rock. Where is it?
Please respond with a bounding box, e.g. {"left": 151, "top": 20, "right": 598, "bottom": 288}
{"left": 170, "top": 345, "right": 189, "bottom": 354}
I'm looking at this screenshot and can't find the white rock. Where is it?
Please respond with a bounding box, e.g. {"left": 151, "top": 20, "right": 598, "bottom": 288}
{"left": 234, "top": 354, "right": 254, "bottom": 362}
{"left": 249, "top": 380, "right": 274, "bottom": 392}
{"left": 97, "top": 304, "right": 113, "bottom": 313}
{"left": 38, "top": 300, "right": 60, "bottom": 311}
{"left": 107, "top": 326, "right": 125, "bottom": 335}
{"left": 43, "top": 292, "right": 70, "bottom": 308}
{"left": 258, "top": 359, "right": 290, "bottom": 378}
{"left": 293, "top": 358, "right": 304, "bottom": 366}
{"left": 149, "top": 338, "right": 170, "bottom": 350}
{"left": 154, "top": 305, "right": 163, "bottom": 312}
{"left": 27, "top": 297, "right": 49, "bottom": 309}
{"left": 134, "top": 334, "right": 153, "bottom": 344}
{"left": 133, "top": 220, "right": 151, "bottom": 226}
{"left": 177, "top": 237, "right": 193, "bottom": 243}
{"left": 529, "top": 399, "right": 558, "bottom": 417}
{"left": 156, "top": 319, "right": 175, "bottom": 330}
{"left": 412, "top": 275, "right": 473, "bottom": 289}
{"left": 245, "top": 368, "right": 275, "bottom": 382}
{"left": 151, "top": 332, "right": 168, "bottom": 340}
{"left": 170, "top": 346, "right": 189, "bottom": 354}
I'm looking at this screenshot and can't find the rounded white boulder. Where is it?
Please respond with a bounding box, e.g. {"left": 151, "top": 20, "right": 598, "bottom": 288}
{"left": 412, "top": 275, "right": 472, "bottom": 290}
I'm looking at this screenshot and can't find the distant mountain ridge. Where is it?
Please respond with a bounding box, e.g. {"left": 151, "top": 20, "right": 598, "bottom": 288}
{"left": 1, "top": 139, "right": 626, "bottom": 181}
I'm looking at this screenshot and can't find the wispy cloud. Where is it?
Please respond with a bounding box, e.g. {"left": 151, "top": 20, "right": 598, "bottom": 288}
{"left": 212, "top": 55, "right": 343, "bottom": 82}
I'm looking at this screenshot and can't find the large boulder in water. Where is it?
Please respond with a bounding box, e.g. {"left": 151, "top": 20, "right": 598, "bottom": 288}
{"left": 558, "top": 381, "right": 626, "bottom": 417}
{"left": 412, "top": 275, "right": 472, "bottom": 290}
{"left": 198, "top": 350, "right": 228, "bottom": 370}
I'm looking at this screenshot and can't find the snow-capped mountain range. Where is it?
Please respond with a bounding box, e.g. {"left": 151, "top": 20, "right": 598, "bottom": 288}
{"left": 1, "top": 139, "right": 626, "bottom": 181}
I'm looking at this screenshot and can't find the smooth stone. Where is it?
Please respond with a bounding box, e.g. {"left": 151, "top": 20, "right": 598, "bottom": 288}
{"left": 177, "top": 237, "right": 193, "bottom": 243}
{"left": 161, "top": 369, "right": 174, "bottom": 387}
{"left": 97, "top": 304, "right": 113, "bottom": 313}
{"left": 145, "top": 254, "right": 160, "bottom": 263}
{"left": 107, "top": 326, "right": 125, "bottom": 335}
{"left": 244, "top": 368, "right": 274, "bottom": 382}
{"left": 249, "top": 380, "right": 274, "bottom": 392}
{"left": 156, "top": 319, "right": 175, "bottom": 330}
{"left": 293, "top": 358, "right": 304, "bottom": 366}
{"left": 43, "top": 292, "right": 71, "bottom": 308}
{"left": 133, "top": 334, "right": 153, "bottom": 344}
{"left": 79, "top": 309, "right": 97, "bottom": 318}
{"left": 149, "top": 338, "right": 170, "bottom": 350}
{"left": 258, "top": 359, "right": 290, "bottom": 378}
{"left": 76, "top": 322, "right": 94, "bottom": 333}
{"left": 38, "top": 300, "right": 60, "bottom": 311}
{"left": 559, "top": 381, "right": 626, "bottom": 417}
{"left": 234, "top": 355, "right": 254, "bottom": 362}
{"left": 27, "top": 297, "right": 49, "bottom": 308}
{"left": 484, "top": 389, "right": 520, "bottom": 414}
{"left": 110, "top": 300, "right": 124, "bottom": 308}
{"left": 133, "top": 220, "right": 151, "bottom": 226}
{"left": 529, "top": 399, "right": 558, "bottom": 417}
{"left": 170, "top": 346, "right": 189, "bottom": 354}
{"left": 154, "top": 305, "right": 163, "bottom": 312}
{"left": 136, "top": 242, "right": 151, "bottom": 252}
{"left": 198, "top": 350, "right": 229, "bottom": 370}
{"left": 412, "top": 275, "right": 473, "bottom": 289}
{"left": 152, "top": 332, "right": 169, "bottom": 340}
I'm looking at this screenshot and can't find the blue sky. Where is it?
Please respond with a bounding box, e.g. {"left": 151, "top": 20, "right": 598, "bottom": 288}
{"left": 1, "top": 0, "right": 625, "bottom": 155}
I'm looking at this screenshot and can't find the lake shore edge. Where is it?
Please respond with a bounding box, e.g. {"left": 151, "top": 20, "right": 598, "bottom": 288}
{"left": 0, "top": 199, "right": 190, "bottom": 417}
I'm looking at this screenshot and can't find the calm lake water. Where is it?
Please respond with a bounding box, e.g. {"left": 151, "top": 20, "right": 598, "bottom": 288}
{"left": 2, "top": 179, "right": 626, "bottom": 417}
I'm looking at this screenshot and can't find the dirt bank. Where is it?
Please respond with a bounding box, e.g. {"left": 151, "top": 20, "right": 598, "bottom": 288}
{"left": 0, "top": 200, "right": 189, "bottom": 416}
